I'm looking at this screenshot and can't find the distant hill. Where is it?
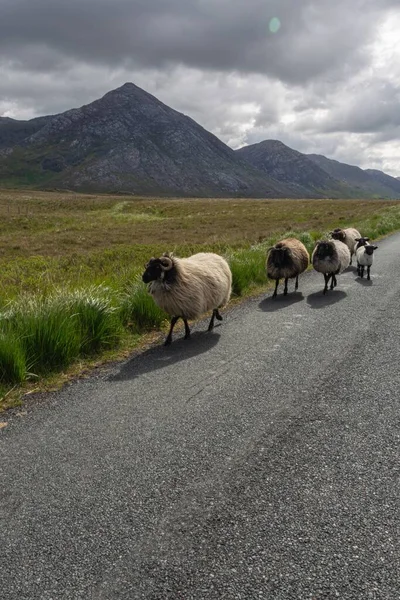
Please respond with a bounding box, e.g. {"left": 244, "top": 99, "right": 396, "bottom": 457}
{"left": 307, "top": 154, "right": 400, "bottom": 199}
{"left": 364, "top": 169, "right": 400, "bottom": 195}
{"left": 235, "top": 140, "right": 359, "bottom": 198}
{"left": 0, "top": 83, "right": 291, "bottom": 197}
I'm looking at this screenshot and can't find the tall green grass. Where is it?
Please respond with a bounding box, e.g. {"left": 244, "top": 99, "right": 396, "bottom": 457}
{"left": 0, "top": 331, "right": 25, "bottom": 383}
{"left": 120, "top": 282, "right": 168, "bottom": 332}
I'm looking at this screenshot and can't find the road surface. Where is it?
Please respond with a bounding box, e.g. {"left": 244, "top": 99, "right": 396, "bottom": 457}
{"left": 1, "top": 233, "right": 400, "bottom": 599}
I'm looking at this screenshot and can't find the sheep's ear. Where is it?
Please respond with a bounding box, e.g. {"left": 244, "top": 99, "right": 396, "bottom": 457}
{"left": 354, "top": 238, "right": 360, "bottom": 242}
{"left": 372, "top": 245, "right": 378, "bottom": 250}
{"left": 365, "top": 237, "right": 370, "bottom": 241}
{"left": 267, "top": 246, "right": 274, "bottom": 252}
{"left": 160, "top": 256, "right": 173, "bottom": 270}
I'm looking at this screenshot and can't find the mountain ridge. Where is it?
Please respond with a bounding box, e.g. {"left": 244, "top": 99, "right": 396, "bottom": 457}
{"left": 0, "top": 82, "right": 398, "bottom": 198}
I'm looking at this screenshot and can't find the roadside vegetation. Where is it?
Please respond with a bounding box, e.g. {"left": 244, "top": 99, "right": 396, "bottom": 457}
{"left": 1, "top": 189, "right": 400, "bottom": 410}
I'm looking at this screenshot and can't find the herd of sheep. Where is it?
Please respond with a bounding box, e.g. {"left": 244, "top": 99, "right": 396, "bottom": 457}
{"left": 141, "top": 227, "right": 378, "bottom": 345}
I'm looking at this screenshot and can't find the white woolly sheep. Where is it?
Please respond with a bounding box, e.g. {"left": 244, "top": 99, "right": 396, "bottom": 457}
{"left": 312, "top": 239, "right": 351, "bottom": 294}
{"left": 142, "top": 252, "right": 232, "bottom": 345}
{"left": 266, "top": 238, "right": 309, "bottom": 297}
{"left": 356, "top": 244, "right": 378, "bottom": 280}
{"left": 330, "top": 227, "right": 361, "bottom": 265}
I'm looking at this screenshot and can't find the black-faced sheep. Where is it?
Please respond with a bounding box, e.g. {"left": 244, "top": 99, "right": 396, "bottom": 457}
{"left": 356, "top": 244, "right": 378, "bottom": 279}
{"left": 266, "top": 238, "right": 309, "bottom": 297}
{"left": 330, "top": 227, "right": 361, "bottom": 265}
{"left": 312, "top": 239, "right": 351, "bottom": 294}
{"left": 354, "top": 236, "right": 370, "bottom": 252}
{"left": 142, "top": 252, "right": 232, "bottom": 345}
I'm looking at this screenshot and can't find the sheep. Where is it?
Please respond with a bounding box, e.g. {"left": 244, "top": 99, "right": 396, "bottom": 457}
{"left": 266, "top": 238, "right": 309, "bottom": 297}
{"left": 356, "top": 244, "right": 378, "bottom": 280}
{"left": 312, "top": 239, "right": 351, "bottom": 294}
{"left": 142, "top": 252, "right": 232, "bottom": 345}
{"left": 329, "top": 227, "right": 361, "bottom": 265}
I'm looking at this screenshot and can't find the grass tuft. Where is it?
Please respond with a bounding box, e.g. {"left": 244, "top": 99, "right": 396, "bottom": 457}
{"left": 120, "top": 282, "right": 168, "bottom": 332}
{"left": 0, "top": 331, "right": 26, "bottom": 384}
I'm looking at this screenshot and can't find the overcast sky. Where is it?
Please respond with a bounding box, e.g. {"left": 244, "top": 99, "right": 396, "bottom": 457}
{"left": 1, "top": 0, "right": 399, "bottom": 174}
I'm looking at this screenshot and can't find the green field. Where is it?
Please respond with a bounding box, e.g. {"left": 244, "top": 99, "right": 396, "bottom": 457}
{"left": 1, "top": 189, "right": 400, "bottom": 409}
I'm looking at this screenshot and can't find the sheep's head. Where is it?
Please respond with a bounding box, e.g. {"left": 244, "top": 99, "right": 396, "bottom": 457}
{"left": 142, "top": 253, "right": 174, "bottom": 283}
{"left": 355, "top": 237, "right": 370, "bottom": 248}
{"left": 364, "top": 245, "right": 378, "bottom": 256}
{"left": 330, "top": 228, "right": 345, "bottom": 242}
{"left": 268, "top": 242, "right": 292, "bottom": 268}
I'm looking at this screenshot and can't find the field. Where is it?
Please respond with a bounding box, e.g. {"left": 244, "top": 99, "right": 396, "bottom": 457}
{"left": 1, "top": 189, "right": 400, "bottom": 409}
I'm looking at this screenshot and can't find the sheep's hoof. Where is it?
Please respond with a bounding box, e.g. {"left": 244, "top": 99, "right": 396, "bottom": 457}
{"left": 184, "top": 332, "right": 191, "bottom": 339}
{"left": 164, "top": 337, "right": 172, "bottom": 346}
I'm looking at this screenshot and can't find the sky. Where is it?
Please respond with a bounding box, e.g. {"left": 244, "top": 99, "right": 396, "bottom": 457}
{"left": 1, "top": 0, "right": 399, "bottom": 175}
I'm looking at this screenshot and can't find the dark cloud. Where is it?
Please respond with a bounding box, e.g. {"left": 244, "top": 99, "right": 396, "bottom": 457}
{"left": 0, "top": 0, "right": 395, "bottom": 83}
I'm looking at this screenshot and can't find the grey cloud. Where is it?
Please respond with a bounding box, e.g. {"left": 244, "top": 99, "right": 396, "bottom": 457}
{"left": 0, "top": 0, "right": 395, "bottom": 84}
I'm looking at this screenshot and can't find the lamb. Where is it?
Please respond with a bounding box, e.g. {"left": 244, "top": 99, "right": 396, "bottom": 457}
{"left": 330, "top": 227, "right": 361, "bottom": 265}
{"left": 142, "top": 252, "right": 232, "bottom": 345}
{"left": 312, "top": 239, "right": 351, "bottom": 294}
{"left": 356, "top": 244, "right": 378, "bottom": 279}
{"left": 266, "top": 238, "right": 309, "bottom": 297}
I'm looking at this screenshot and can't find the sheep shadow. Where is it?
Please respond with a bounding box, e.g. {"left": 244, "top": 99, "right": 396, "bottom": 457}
{"left": 259, "top": 292, "right": 304, "bottom": 312}
{"left": 355, "top": 277, "right": 373, "bottom": 287}
{"left": 306, "top": 290, "right": 347, "bottom": 309}
{"left": 109, "top": 330, "right": 221, "bottom": 382}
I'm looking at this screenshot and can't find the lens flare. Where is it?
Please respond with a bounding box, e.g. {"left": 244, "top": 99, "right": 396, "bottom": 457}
{"left": 269, "top": 17, "right": 281, "bottom": 34}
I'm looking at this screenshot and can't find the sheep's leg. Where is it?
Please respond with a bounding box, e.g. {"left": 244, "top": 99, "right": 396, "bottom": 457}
{"left": 272, "top": 279, "right": 279, "bottom": 298}
{"left": 360, "top": 265, "right": 364, "bottom": 278}
{"left": 164, "top": 316, "right": 179, "bottom": 346}
{"left": 208, "top": 309, "right": 222, "bottom": 332}
{"left": 207, "top": 311, "right": 216, "bottom": 331}
{"left": 367, "top": 266, "right": 371, "bottom": 280}
{"left": 323, "top": 273, "right": 330, "bottom": 294}
{"left": 183, "top": 319, "right": 191, "bottom": 339}
{"left": 357, "top": 262, "right": 361, "bottom": 276}
{"left": 295, "top": 275, "right": 299, "bottom": 291}
{"left": 330, "top": 274, "right": 336, "bottom": 290}
{"left": 283, "top": 278, "right": 289, "bottom": 295}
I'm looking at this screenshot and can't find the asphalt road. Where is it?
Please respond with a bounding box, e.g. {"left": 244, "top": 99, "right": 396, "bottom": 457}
{"left": 1, "top": 233, "right": 400, "bottom": 600}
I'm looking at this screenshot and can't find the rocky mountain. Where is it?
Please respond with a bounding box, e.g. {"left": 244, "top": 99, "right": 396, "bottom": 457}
{"left": 364, "top": 169, "right": 400, "bottom": 195}
{"left": 307, "top": 154, "right": 400, "bottom": 199}
{"left": 0, "top": 116, "right": 52, "bottom": 149}
{"left": 0, "top": 83, "right": 291, "bottom": 197}
{"left": 235, "top": 140, "right": 358, "bottom": 198}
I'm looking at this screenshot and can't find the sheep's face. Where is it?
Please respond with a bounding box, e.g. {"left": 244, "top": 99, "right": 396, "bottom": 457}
{"left": 330, "top": 229, "right": 345, "bottom": 242}
{"left": 314, "top": 241, "right": 334, "bottom": 259}
{"left": 365, "top": 245, "right": 378, "bottom": 256}
{"left": 269, "top": 245, "right": 291, "bottom": 268}
{"left": 142, "top": 256, "right": 175, "bottom": 283}
{"left": 355, "top": 237, "right": 370, "bottom": 248}
{"left": 142, "top": 258, "right": 164, "bottom": 283}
